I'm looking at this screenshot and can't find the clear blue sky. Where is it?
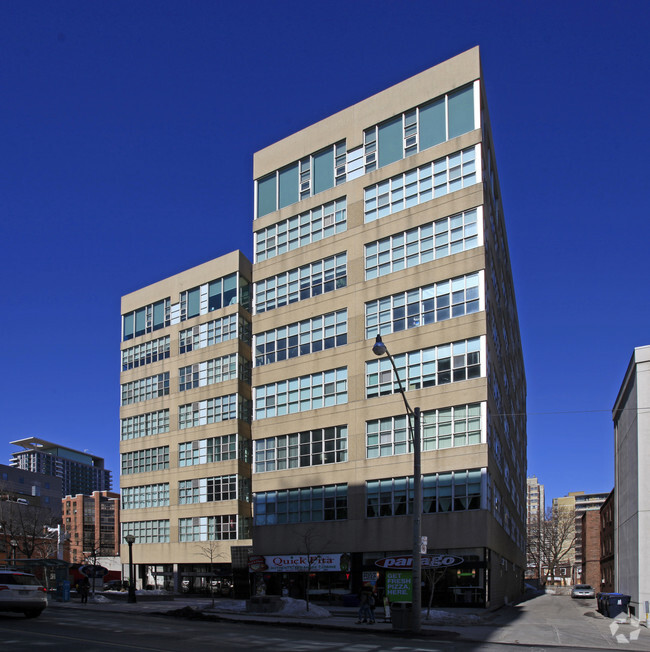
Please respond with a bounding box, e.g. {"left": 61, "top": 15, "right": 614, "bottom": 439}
{"left": 2, "top": 1, "right": 648, "bottom": 506}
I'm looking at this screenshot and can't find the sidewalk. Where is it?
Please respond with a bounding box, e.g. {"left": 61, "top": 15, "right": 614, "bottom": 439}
{"left": 47, "top": 593, "right": 650, "bottom": 650}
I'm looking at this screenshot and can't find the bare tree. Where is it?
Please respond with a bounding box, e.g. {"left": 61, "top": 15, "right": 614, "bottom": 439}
{"left": 196, "top": 541, "right": 223, "bottom": 607}
{"left": 294, "top": 526, "right": 333, "bottom": 612}
{"left": 527, "top": 506, "right": 576, "bottom": 586}
{"left": 422, "top": 566, "right": 446, "bottom": 619}
{"left": 0, "top": 499, "right": 60, "bottom": 560}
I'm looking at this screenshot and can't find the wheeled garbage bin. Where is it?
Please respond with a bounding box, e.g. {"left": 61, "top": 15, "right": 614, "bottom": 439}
{"left": 605, "top": 594, "right": 631, "bottom": 618}
{"left": 391, "top": 601, "right": 413, "bottom": 631}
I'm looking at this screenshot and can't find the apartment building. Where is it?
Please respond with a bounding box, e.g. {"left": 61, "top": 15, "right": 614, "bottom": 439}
{"left": 119, "top": 252, "right": 253, "bottom": 592}
{"left": 553, "top": 490, "right": 609, "bottom": 582}
{"left": 62, "top": 491, "right": 120, "bottom": 564}
{"left": 10, "top": 437, "right": 111, "bottom": 498}
{"left": 249, "top": 46, "right": 527, "bottom": 608}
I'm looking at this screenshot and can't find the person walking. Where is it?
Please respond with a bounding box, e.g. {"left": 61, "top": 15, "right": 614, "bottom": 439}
{"left": 356, "top": 584, "right": 374, "bottom": 624}
{"left": 79, "top": 576, "right": 90, "bottom": 604}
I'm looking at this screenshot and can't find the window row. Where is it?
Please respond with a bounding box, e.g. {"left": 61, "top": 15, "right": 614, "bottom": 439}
{"left": 365, "top": 273, "right": 481, "bottom": 339}
{"left": 255, "top": 198, "right": 346, "bottom": 262}
{"left": 254, "top": 253, "right": 347, "bottom": 314}
{"left": 121, "top": 336, "right": 170, "bottom": 371}
{"left": 253, "top": 484, "right": 347, "bottom": 525}
{"left": 178, "top": 395, "right": 251, "bottom": 429}
{"left": 365, "top": 208, "right": 480, "bottom": 280}
{"left": 178, "top": 434, "right": 240, "bottom": 467}
{"left": 179, "top": 314, "right": 249, "bottom": 354}
{"left": 179, "top": 474, "right": 251, "bottom": 504}
{"left": 121, "top": 516, "right": 251, "bottom": 543}
{"left": 121, "top": 483, "right": 170, "bottom": 510}
{"left": 365, "top": 337, "right": 482, "bottom": 398}
{"left": 121, "top": 373, "right": 169, "bottom": 406}
{"left": 179, "top": 353, "right": 244, "bottom": 391}
{"left": 254, "top": 367, "right": 348, "bottom": 420}
{"left": 256, "top": 141, "right": 346, "bottom": 218}
{"left": 121, "top": 447, "right": 169, "bottom": 475}
{"left": 254, "top": 310, "right": 347, "bottom": 367}
{"left": 363, "top": 83, "right": 476, "bottom": 173}
{"left": 120, "top": 410, "right": 170, "bottom": 441}
{"left": 254, "top": 426, "right": 348, "bottom": 473}
{"left": 122, "top": 520, "right": 170, "bottom": 543}
{"left": 122, "top": 274, "right": 250, "bottom": 342}
{"left": 178, "top": 515, "right": 251, "bottom": 542}
{"left": 366, "top": 469, "right": 482, "bottom": 518}
{"left": 364, "top": 146, "right": 479, "bottom": 223}
{"left": 366, "top": 403, "right": 483, "bottom": 458}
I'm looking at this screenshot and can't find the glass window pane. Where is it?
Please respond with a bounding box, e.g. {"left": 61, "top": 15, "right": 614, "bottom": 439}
{"left": 313, "top": 147, "right": 334, "bottom": 195}
{"left": 257, "top": 173, "right": 277, "bottom": 218}
{"left": 378, "top": 116, "right": 403, "bottom": 168}
{"left": 419, "top": 97, "right": 446, "bottom": 150}
{"left": 448, "top": 85, "right": 474, "bottom": 139}
{"left": 278, "top": 163, "right": 299, "bottom": 209}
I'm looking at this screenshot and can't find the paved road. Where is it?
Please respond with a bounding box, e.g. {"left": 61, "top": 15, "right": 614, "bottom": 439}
{"left": 1, "top": 592, "right": 647, "bottom": 651}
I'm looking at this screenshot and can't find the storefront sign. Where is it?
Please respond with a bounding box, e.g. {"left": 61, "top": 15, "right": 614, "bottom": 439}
{"left": 375, "top": 554, "right": 464, "bottom": 569}
{"left": 385, "top": 571, "right": 412, "bottom": 601}
{"left": 248, "top": 553, "right": 347, "bottom": 572}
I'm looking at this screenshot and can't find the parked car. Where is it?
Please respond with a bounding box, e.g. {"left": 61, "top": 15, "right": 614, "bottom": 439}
{"left": 571, "top": 584, "right": 596, "bottom": 599}
{"left": 0, "top": 570, "right": 48, "bottom": 618}
{"left": 101, "top": 579, "right": 126, "bottom": 591}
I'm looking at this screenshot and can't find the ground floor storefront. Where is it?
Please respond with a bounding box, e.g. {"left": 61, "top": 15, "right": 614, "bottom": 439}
{"left": 246, "top": 547, "right": 522, "bottom": 608}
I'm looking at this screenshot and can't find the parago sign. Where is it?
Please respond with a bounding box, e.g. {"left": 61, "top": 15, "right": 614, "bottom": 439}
{"left": 375, "top": 554, "right": 464, "bottom": 569}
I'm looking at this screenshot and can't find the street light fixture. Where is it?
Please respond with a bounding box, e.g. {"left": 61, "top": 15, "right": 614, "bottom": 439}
{"left": 372, "top": 334, "right": 422, "bottom": 634}
{"left": 124, "top": 534, "right": 137, "bottom": 603}
{"left": 10, "top": 539, "right": 17, "bottom": 564}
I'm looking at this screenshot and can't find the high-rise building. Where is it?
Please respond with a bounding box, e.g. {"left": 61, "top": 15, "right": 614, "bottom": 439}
{"left": 62, "top": 491, "right": 120, "bottom": 564}
{"left": 10, "top": 437, "right": 111, "bottom": 499}
{"left": 119, "top": 252, "right": 253, "bottom": 592}
{"left": 527, "top": 476, "right": 545, "bottom": 522}
{"left": 553, "top": 490, "right": 609, "bottom": 582}
{"left": 249, "top": 46, "right": 526, "bottom": 608}
{"left": 0, "top": 463, "right": 63, "bottom": 519}
{"left": 613, "top": 344, "right": 650, "bottom": 620}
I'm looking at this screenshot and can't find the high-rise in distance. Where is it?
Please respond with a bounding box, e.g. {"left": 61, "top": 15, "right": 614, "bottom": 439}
{"left": 120, "top": 46, "right": 527, "bottom": 607}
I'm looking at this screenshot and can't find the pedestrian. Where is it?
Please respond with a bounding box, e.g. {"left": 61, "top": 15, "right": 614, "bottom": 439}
{"left": 79, "top": 576, "right": 90, "bottom": 604}
{"left": 356, "top": 584, "right": 374, "bottom": 624}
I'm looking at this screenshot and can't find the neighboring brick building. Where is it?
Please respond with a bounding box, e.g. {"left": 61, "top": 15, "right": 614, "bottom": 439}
{"left": 63, "top": 491, "right": 120, "bottom": 564}
{"left": 580, "top": 510, "right": 601, "bottom": 589}
{"left": 600, "top": 489, "right": 615, "bottom": 593}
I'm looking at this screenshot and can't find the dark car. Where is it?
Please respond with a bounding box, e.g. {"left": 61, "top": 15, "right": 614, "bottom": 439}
{"left": 571, "top": 584, "right": 596, "bottom": 599}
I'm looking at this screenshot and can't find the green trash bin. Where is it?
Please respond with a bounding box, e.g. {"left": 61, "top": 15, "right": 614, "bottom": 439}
{"left": 391, "top": 601, "right": 413, "bottom": 631}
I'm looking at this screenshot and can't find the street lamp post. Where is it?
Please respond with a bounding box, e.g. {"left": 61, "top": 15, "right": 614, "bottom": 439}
{"left": 372, "top": 335, "right": 422, "bottom": 634}
{"left": 124, "top": 535, "right": 137, "bottom": 603}
{"left": 10, "top": 539, "right": 17, "bottom": 564}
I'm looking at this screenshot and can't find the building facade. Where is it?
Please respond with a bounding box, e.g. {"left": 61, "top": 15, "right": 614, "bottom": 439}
{"left": 580, "top": 510, "right": 601, "bottom": 590}
{"left": 119, "top": 252, "right": 253, "bottom": 592}
{"left": 613, "top": 344, "right": 650, "bottom": 619}
{"left": 525, "top": 475, "right": 545, "bottom": 581}
{"left": 249, "top": 47, "right": 527, "bottom": 608}
{"left": 0, "top": 462, "right": 63, "bottom": 519}
{"left": 600, "top": 489, "right": 615, "bottom": 593}
{"left": 62, "top": 491, "right": 120, "bottom": 565}
{"left": 10, "top": 437, "right": 112, "bottom": 498}
{"left": 553, "top": 490, "right": 609, "bottom": 583}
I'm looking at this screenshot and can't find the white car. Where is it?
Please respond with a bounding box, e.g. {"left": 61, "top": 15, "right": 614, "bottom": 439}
{"left": 0, "top": 570, "right": 48, "bottom": 618}
{"left": 571, "top": 584, "right": 596, "bottom": 599}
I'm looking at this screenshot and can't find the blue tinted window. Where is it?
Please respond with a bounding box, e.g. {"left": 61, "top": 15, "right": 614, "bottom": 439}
{"left": 257, "top": 174, "right": 277, "bottom": 218}
{"left": 378, "top": 116, "right": 403, "bottom": 168}
{"left": 187, "top": 288, "right": 200, "bottom": 318}
{"left": 419, "top": 97, "right": 446, "bottom": 150}
{"left": 313, "top": 147, "right": 334, "bottom": 195}
{"left": 135, "top": 308, "right": 146, "bottom": 337}
{"left": 448, "top": 85, "right": 474, "bottom": 139}
{"left": 123, "top": 313, "right": 134, "bottom": 341}
{"left": 278, "top": 163, "right": 299, "bottom": 209}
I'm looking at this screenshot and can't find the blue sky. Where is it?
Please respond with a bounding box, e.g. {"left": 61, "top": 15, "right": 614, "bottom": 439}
{"left": 1, "top": 1, "right": 648, "bottom": 506}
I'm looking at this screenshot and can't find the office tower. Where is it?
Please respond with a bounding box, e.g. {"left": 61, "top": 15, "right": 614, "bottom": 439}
{"left": 10, "top": 437, "right": 111, "bottom": 499}
{"left": 250, "top": 47, "right": 526, "bottom": 608}
{"left": 119, "top": 252, "right": 253, "bottom": 591}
